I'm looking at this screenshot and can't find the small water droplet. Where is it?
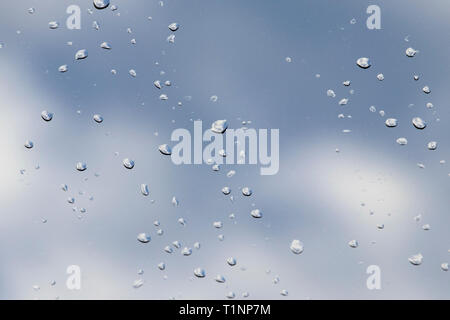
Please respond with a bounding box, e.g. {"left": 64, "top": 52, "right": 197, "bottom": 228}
{"left": 242, "top": 187, "right": 252, "bottom": 196}
{"left": 227, "top": 257, "right": 237, "bottom": 266}
{"left": 132, "top": 279, "right": 144, "bottom": 288}
{"left": 100, "top": 41, "right": 111, "bottom": 49}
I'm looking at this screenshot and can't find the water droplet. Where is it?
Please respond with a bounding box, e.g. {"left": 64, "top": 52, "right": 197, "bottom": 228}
{"left": 250, "top": 209, "right": 262, "bottom": 218}
{"left": 441, "top": 263, "right": 449, "bottom": 271}
{"left": 93, "top": 114, "right": 103, "bottom": 123}
{"left": 348, "top": 240, "right": 359, "bottom": 248}
{"left": 242, "top": 187, "right": 252, "bottom": 196}
{"left": 28, "top": 8, "right": 35, "bottom": 14}
{"left": 227, "top": 257, "right": 237, "bottom": 266}
{"left": 61, "top": 184, "right": 68, "bottom": 192}
{"left": 159, "top": 94, "right": 168, "bottom": 100}
{"left": 226, "top": 291, "right": 235, "bottom": 299}
{"left": 132, "top": 279, "right": 144, "bottom": 288}
{"left": 167, "top": 34, "right": 175, "bottom": 43}
{"left": 211, "top": 120, "right": 228, "bottom": 134}
{"left": 58, "top": 64, "right": 68, "bottom": 73}
{"left": 356, "top": 57, "right": 371, "bottom": 69}
{"left": 280, "top": 289, "right": 289, "bottom": 296}
{"left": 154, "top": 80, "right": 162, "bottom": 89}
{"left": 123, "top": 158, "right": 135, "bottom": 169}
{"left": 172, "top": 197, "right": 179, "bottom": 207}
{"left": 129, "top": 69, "right": 137, "bottom": 77}
{"left": 76, "top": 162, "right": 87, "bottom": 171}
{"left": 140, "top": 184, "right": 149, "bottom": 196}
{"left": 158, "top": 144, "right": 172, "bottom": 155}
{"left": 93, "top": 0, "right": 110, "bottom": 10}
{"left": 222, "top": 187, "right": 231, "bottom": 195}
{"left": 396, "top": 137, "right": 408, "bottom": 145}
{"left": 75, "top": 49, "right": 88, "bottom": 60}
{"left": 210, "top": 95, "right": 218, "bottom": 102}
{"left": 168, "top": 22, "right": 180, "bottom": 31}
{"left": 408, "top": 253, "right": 423, "bottom": 266}
{"left": 137, "top": 233, "right": 151, "bottom": 243}
{"left": 427, "top": 141, "right": 437, "bottom": 150}
{"left": 369, "top": 106, "right": 377, "bottom": 113}
{"left": 181, "top": 247, "right": 192, "bottom": 256}
{"left": 193, "top": 267, "right": 206, "bottom": 278}
{"left": 24, "top": 140, "right": 34, "bottom": 149}
{"left": 377, "top": 73, "right": 385, "bottom": 81}
{"left": 412, "top": 117, "right": 427, "bottom": 130}
{"left": 290, "top": 239, "right": 304, "bottom": 254}
{"left": 164, "top": 245, "right": 173, "bottom": 253}
{"left": 48, "top": 21, "right": 59, "bottom": 29}
{"left": 215, "top": 274, "right": 226, "bottom": 283}
{"left": 194, "top": 242, "right": 200, "bottom": 249}
{"left": 385, "top": 118, "right": 398, "bottom": 128}
{"left": 422, "top": 86, "right": 430, "bottom": 94}
{"left": 213, "top": 221, "right": 223, "bottom": 228}
{"left": 414, "top": 75, "right": 419, "bottom": 81}
{"left": 426, "top": 103, "right": 434, "bottom": 109}
{"left": 100, "top": 41, "right": 111, "bottom": 49}
{"left": 338, "top": 98, "right": 348, "bottom": 106}
{"left": 67, "top": 197, "right": 75, "bottom": 204}
{"left": 285, "top": 56, "right": 292, "bottom": 63}
{"left": 405, "top": 47, "right": 417, "bottom": 57}
{"left": 327, "top": 89, "right": 336, "bottom": 98}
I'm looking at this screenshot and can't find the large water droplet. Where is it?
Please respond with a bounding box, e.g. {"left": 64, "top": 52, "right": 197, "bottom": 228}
{"left": 193, "top": 267, "right": 206, "bottom": 278}
{"left": 76, "top": 162, "right": 87, "bottom": 171}
{"left": 137, "top": 233, "right": 151, "bottom": 243}
{"left": 385, "top": 118, "right": 398, "bottom": 128}
{"left": 412, "top": 117, "right": 427, "bottom": 130}
{"left": 48, "top": 21, "right": 59, "bottom": 29}
{"left": 250, "top": 209, "right": 262, "bottom": 218}
{"left": 58, "top": 64, "right": 68, "bottom": 73}
{"left": 75, "top": 49, "right": 88, "bottom": 60}
{"left": 123, "top": 158, "right": 135, "bottom": 169}
{"left": 396, "top": 137, "right": 408, "bottom": 145}
{"left": 140, "top": 184, "right": 149, "bottom": 196}
{"left": 242, "top": 187, "right": 252, "bottom": 196}
{"left": 93, "top": 0, "right": 110, "bottom": 10}
{"left": 211, "top": 120, "right": 228, "bottom": 134}
{"left": 408, "top": 253, "right": 423, "bottom": 265}
{"left": 405, "top": 47, "right": 417, "bottom": 57}
{"left": 93, "top": 114, "right": 103, "bottom": 123}
{"left": 158, "top": 144, "right": 172, "bottom": 155}
{"left": 290, "top": 239, "right": 304, "bottom": 254}
{"left": 168, "top": 22, "right": 180, "bottom": 32}
{"left": 24, "top": 140, "right": 34, "bottom": 149}
{"left": 356, "top": 57, "right": 371, "bottom": 69}
{"left": 348, "top": 240, "right": 359, "bottom": 248}
{"left": 427, "top": 141, "right": 437, "bottom": 150}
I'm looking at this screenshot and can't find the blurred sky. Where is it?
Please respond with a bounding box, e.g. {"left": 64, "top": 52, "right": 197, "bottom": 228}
{"left": 0, "top": 0, "right": 449, "bottom": 299}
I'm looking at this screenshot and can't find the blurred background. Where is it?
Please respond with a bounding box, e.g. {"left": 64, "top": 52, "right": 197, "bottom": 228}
{"left": 0, "top": 0, "right": 448, "bottom": 299}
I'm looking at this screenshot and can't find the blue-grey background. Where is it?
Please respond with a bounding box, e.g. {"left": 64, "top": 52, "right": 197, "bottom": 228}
{"left": 0, "top": 0, "right": 449, "bottom": 299}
